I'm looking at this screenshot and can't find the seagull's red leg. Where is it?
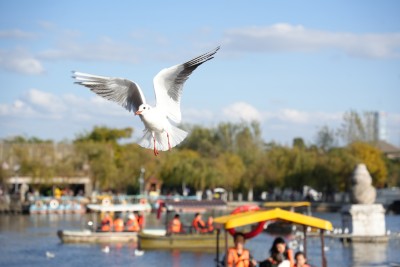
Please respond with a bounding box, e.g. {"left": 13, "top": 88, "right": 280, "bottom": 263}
{"left": 167, "top": 133, "right": 171, "bottom": 150}
{"left": 153, "top": 135, "right": 159, "bottom": 156}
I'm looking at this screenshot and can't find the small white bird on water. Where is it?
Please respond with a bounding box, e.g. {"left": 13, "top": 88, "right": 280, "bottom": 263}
{"left": 46, "top": 251, "right": 55, "bottom": 258}
{"left": 102, "top": 246, "right": 110, "bottom": 253}
{"left": 73, "top": 46, "right": 220, "bottom": 156}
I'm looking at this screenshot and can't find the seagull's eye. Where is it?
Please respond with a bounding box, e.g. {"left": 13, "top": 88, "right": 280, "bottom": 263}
{"left": 143, "top": 107, "right": 146, "bottom": 109}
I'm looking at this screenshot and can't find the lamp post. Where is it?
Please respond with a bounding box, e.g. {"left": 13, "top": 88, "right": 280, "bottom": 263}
{"left": 139, "top": 167, "right": 145, "bottom": 196}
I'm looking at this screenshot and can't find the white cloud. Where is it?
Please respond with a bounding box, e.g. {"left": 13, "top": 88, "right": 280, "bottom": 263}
{"left": 1, "top": 89, "right": 131, "bottom": 121}
{"left": 277, "top": 109, "right": 310, "bottom": 124}
{"left": 0, "top": 100, "right": 36, "bottom": 117}
{"left": 23, "top": 89, "right": 66, "bottom": 114}
{"left": 1, "top": 91, "right": 399, "bottom": 146}
{"left": 222, "top": 102, "right": 263, "bottom": 122}
{"left": 222, "top": 23, "right": 400, "bottom": 59}
{"left": 183, "top": 107, "right": 215, "bottom": 123}
{"left": 0, "top": 48, "right": 44, "bottom": 75}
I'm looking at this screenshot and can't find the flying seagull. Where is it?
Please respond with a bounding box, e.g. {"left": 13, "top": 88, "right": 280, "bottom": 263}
{"left": 73, "top": 46, "right": 220, "bottom": 156}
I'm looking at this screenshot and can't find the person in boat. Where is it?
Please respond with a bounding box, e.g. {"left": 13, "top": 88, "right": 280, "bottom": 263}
{"left": 192, "top": 213, "right": 208, "bottom": 233}
{"left": 100, "top": 212, "right": 113, "bottom": 232}
{"left": 135, "top": 211, "right": 145, "bottom": 229}
{"left": 226, "top": 232, "right": 257, "bottom": 267}
{"left": 259, "top": 237, "right": 294, "bottom": 267}
{"left": 207, "top": 216, "right": 214, "bottom": 233}
{"left": 294, "top": 252, "right": 310, "bottom": 267}
{"left": 168, "top": 214, "right": 184, "bottom": 234}
{"left": 259, "top": 253, "right": 290, "bottom": 267}
{"left": 113, "top": 214, "right": 124, "bottom": 232}
{"left": 126, "top": 213, "right": 140, "bottom": 232}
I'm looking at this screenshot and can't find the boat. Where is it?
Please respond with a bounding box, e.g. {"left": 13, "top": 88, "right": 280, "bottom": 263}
{"left": 57, "top": 229, "right": 138, "bottom": 243}
{"left": 87, "top": 203, "right": 151, "bottom": 213}
{"left": 214, "top": 207, "right": 333, "bottom": 267}
{"left": 58, "top": 199, "right": 146, "bottom": 244}
{"left": 161, "top": 199, "right": 228, "bottom": 213}
{"left": 138, "top": 229, "right": 232, "bottom": 250}
{"left": 29, "top": 197, "right": 87, "bottom": 214}
{"left": 262, "top": 201, "right": 312, "bottom": 235}
{"left": 262, "top": 201, "right": 312, "bottom": 213}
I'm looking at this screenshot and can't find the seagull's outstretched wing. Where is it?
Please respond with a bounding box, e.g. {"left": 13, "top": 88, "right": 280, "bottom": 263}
{"left": 153, "top": 46, "right": 220, "bottom": 123}
{"left": 72, "top": 71, "right": 146, "bottom": 112}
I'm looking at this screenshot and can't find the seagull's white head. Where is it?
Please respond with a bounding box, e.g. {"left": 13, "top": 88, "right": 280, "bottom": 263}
{"left": 135, "top": 104, "right": 151, "bottom": 116}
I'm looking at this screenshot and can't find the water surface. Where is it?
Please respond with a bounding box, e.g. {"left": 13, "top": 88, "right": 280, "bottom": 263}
{"left": 0, "top": 212, "right": 399, "bottom": 267}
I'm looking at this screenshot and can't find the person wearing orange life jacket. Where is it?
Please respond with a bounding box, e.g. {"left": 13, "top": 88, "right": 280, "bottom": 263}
{"left": 169, "top": 214, "right": 184, "bottom": 234}
{"left": 135, "top": 211, "right": 145, "bottom": 229}
{"left": 226, "top": 232, "right": 257, "bottom": 267}
{"left": 101, "top": 213, "right": 113, "bottom": 232}
{"left": 192, "top": 213, "right": 207, "bottom": 233}
{"left": 113, "top": 215, "right": 125, "bottom": 232}
{"left": 126, "top": 213, "right": 140, "bottom": 232}
{"left": 207, "top": 216, "right": 214, "bottom": 233}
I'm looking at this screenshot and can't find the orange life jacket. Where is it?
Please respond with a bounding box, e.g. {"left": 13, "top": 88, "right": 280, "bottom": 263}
{"left": 227, "top": 248, "right": 251, "bottom": 267}
{"left": 287, "top": 249, "right": 295, "bottom": 267}
{"left": 137, "top": 215, "right": 144, "bottom": 229}
{"left": 192, "top": 217, "right": 206, "bottom": 232}
{"left": 101, "top": 217, "right": 113, "bottom": 232}
{"left": 113, "top": 218, "right": 124, "bottom": 232}
{"left": 126, "top": 218, "right": 140, "bottom": 232}
{"left": 169, "top": 218, "right": 182, "bottom": 233}
{"left": 207, "top": 218, "right": 214, "bottom": 232}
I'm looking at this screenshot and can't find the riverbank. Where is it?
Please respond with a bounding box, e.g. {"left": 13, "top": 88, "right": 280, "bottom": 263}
{"left": 227, "top": 201, "right": 345, "bottom": 212}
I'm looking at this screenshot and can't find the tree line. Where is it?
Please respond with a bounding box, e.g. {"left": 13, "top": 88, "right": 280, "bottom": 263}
{"left": 0, "top": 110, "right": 398, "bottom": 198}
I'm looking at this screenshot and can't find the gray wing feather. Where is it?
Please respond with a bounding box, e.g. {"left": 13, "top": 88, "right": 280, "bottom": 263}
{"left": 153, "top": 46, "right": 220, "bottom": 122}
{"left": 72, "top": 71, "right": 146, "bottom": 112}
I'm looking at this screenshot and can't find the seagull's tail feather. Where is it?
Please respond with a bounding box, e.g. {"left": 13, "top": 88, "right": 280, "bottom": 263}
{"left": 137, "top": 126, "right": 188, "bottom": 152}
{"left": 167, "top": 125, "right": 188, "bottom": 149}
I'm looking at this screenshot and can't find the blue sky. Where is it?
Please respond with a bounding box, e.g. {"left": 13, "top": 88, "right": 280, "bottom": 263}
{"left": 1, "top": 0, "right": 400, "bottom": 146}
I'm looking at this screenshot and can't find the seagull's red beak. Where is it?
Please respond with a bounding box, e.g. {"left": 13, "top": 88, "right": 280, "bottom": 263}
{"left": 135, "top": 110, "right": 142, "bottom": 115}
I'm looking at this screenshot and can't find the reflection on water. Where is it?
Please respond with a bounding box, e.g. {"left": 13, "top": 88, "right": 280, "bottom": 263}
{"left": 352, "top": 242, "right": 387, "bottom": 267}
{"left": 0, "top": 212, "right": 399, "bottom": 267}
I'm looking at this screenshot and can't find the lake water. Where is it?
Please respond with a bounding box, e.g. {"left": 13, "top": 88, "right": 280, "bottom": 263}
{"left": 0, "top": 211, "right": 399, "bottom": 267}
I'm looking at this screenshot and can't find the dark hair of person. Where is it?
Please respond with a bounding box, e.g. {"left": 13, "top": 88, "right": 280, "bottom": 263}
{"left": 174, "top": 214, "right": 180, "bottom": 218}
{"left": 269, "top": 237, "right": 287, "bottom": 255}
{"left": 295, "top": 251, "right": 305, "bottom": 259}
{"left": 234, "top": 232, "right": 245, "bottom": 241}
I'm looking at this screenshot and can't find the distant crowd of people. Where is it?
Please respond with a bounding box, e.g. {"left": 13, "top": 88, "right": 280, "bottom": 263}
{"left": 100, "top": 211, "right": 144, "bottom": 232}
{"left": 226, "top": 233, "right": 310, "bottom": 267}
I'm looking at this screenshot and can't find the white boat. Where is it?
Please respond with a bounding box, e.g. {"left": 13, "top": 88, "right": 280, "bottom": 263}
{"left": 87, "top": 203, "right": 151, "bottom": 213}
{"left": 57, "top": 229, "right": 138, "bottom": 243}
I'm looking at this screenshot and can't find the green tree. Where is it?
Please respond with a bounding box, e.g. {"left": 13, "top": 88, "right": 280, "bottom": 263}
{"left": 74, "top": 126, "right": 133, "bottom": 144}
{"left": 214, "top": 152, "right": 245, "bottom": 191}
{"left": 315, "top": 125, "right": 337, "bottom": 152}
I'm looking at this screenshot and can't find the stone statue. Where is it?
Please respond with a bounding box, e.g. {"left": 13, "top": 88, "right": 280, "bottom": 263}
{"left": 351, "top": 163, "right": 376, "bottom": 204}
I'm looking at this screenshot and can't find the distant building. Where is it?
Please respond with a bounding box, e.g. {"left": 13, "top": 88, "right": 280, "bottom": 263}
{"left": 364, "top": 111, "right": 387, "bottom": 143}
{"left": 374, "top": 111, "right": 387, "bottom": 142}
{"left": 375, "top": 140, "right": 400, "bottom": 160}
